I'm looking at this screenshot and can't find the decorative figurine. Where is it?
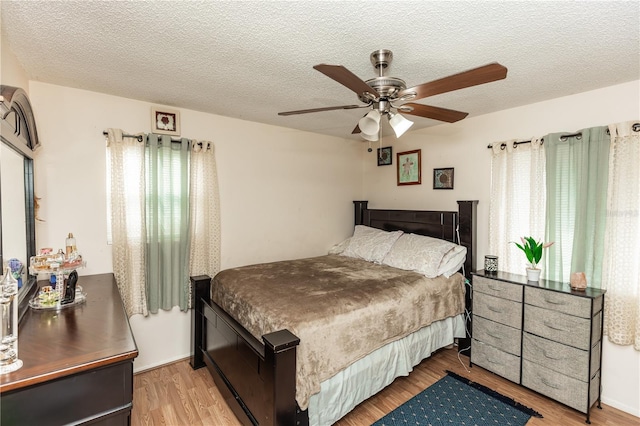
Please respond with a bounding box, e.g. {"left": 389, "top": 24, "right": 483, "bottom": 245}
{"left": 570, "top": 272, "right": 587, "bottom": 291}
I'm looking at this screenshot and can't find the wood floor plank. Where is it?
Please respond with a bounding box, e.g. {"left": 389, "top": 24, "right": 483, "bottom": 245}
{"left": 132, "top": 348, "right": 638, "bottom": 425}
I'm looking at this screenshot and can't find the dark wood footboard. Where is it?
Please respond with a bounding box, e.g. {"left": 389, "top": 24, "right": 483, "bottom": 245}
{"left": 190, "top": 200, "right": 477, "bottom": 425}
{"left": 190, "top": 275, "right": 305, "bottom": 426}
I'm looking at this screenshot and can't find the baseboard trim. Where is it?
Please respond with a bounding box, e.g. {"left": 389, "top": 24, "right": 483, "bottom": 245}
{"left": 133, "top": 353, "right": 191, "bottom": 375}
{"left": 601, "top": 397, "right": 640, "bottom": 419}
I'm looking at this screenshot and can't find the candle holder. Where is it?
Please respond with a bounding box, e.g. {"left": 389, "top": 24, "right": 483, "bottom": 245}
{"left": 484, "top": 255, "right": 498, "bottom": 274}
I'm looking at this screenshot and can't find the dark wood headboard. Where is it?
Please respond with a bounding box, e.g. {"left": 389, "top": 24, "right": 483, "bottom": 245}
{"left": 353, "top": 200, "right": 477, "bottom": 281}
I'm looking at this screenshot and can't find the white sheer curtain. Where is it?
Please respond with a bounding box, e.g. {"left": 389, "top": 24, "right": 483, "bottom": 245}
{"left": 106, "top": 128, "right": 148, "bottom": 317}
{"left": 488, "top": 138, "right": 546, "bottom": 274}
{"left": 188, "top": 140, "right": 221, "bottom": 307}
{"left": 602, "top": 121, "right": 640, "bottom": 350}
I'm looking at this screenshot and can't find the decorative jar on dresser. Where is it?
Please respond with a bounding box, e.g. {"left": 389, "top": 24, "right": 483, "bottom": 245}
{"left": 470, "top": 270, "right": 605, "bottom": 424}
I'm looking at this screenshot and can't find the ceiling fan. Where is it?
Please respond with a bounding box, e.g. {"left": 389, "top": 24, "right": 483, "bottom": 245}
{"left": 278, "top": 49, "right": 508, "bottom": 140}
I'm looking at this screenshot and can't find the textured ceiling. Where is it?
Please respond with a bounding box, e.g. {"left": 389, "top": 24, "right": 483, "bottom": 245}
{"left": 1, "top": 1, "right": 638, "bottom": 139}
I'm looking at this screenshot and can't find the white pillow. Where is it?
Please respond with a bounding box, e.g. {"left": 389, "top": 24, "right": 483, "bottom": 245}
{"left": 438, "top": 245, "right": 467, "bottom": 277}
{"left": 382, "top": 233, "right": 467, "bottom": 278}
{"left": 341, "top": 226, "right": 403, "bottom": 264}
{"left": 328, "top": 237, "right": 351, "bottom": 255}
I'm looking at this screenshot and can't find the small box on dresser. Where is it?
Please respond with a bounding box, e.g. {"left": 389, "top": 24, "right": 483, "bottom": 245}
{"left": 470, "top": 270, "right": 605, "bottom": 424}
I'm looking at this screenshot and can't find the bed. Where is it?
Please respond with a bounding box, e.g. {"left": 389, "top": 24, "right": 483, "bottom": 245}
{"left": 190, "top": 200, "right": 477, "bottom": 426}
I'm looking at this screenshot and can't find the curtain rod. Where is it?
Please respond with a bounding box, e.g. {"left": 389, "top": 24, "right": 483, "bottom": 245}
{"left": 102, "top": 130, "right": 211, "bottom": 151}
{"left": 101, "top": 131, "right": 211, "bottom": 150}
{"left": 102, "top": 131, "right": 182, "bottom": 143}
{"left": 486, "top": 122, "right": 640, "bottom": 149}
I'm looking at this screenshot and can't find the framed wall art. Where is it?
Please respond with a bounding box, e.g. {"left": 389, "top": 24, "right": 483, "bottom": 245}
{"left": 377, "top": 146, "right": 392, "bottom": 166}
{"left": 151, "top": 106, "right": 181, "bottom": 136}
{"left": 433, "top": 167, "right": 454, "bottom": 189}
{"left": 397, "top": 149, "right": 421, "bottom": 186}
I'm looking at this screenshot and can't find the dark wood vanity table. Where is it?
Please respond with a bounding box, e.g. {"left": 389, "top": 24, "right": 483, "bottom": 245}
{"left": 0, "top": 273, "right": 138, "bottom": 425}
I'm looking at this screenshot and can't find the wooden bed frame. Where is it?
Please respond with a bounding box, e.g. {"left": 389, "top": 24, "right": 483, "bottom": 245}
{"left": 190, "top": 200, "right": 477, "bottom": 426}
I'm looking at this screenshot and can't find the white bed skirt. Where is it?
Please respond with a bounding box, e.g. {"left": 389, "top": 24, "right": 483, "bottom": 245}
{"left": 308, "top": 313, "right": 466, "bottom": 426}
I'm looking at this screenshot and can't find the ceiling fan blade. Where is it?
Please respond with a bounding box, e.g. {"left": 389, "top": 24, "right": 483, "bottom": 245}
{"left": 278, "top": 104, "right": 361, "bottom": 116}
{"left": 314, "top": 64, "right": 380, "bottom": 99}
{"left": 400, "top": 103, "right": 469, "bottom": 123}
{"left": 398, "top": 63, "right": 507, "bottom": 101}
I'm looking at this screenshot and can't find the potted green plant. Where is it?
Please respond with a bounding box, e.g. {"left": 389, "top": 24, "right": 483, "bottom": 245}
{"left": 513, "top": 237, "right": 554, "bottom": 281}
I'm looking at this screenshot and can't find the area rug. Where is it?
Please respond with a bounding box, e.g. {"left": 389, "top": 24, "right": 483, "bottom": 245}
{"left": 372, "top": 371, "right": 542, "bottom": 426}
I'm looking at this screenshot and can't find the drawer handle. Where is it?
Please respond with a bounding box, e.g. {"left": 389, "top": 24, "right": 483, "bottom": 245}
{"left": 488, "top": 306, "right": 503, "bottom": 313}
{"left": 541, "top": 378, "right": 560, "bottom": 389}
{"left": 542, "top": 350, "right": 562, "bottom": 360}
{"left": 543, "top": 321, "right": 568, "bottom": 332}
{"left": 487, "top": 359, "right": 503, "bottom": 365}
{"left": 488, "top": 284, "right": 502, "bottom": 292}
{"left": 486, "top": 331, "right": 503, "bottom": 340}
{"left": 544, "top": 298, "right": 566, "bottom": 305}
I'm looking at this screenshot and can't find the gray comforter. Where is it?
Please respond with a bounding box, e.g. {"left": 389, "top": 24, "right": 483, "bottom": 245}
{"left": 212, "top": 254, "right": 465, "bottom": 410}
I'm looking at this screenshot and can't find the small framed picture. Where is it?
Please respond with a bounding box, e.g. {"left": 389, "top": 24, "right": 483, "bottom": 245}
{"left": 397, "top": 149, "right": 421, "bottom": 186}
{"left": 151, "top": 106, "right": 181, "bottom": 136}
{"left": 433, "top": 167, "right": 454, "bottom": 189}
{"left": 377, "top": 146, "right": 392, "bottom": 166}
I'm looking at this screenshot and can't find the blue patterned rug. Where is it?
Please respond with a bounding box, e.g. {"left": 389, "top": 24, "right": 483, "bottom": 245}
{"left": 372, "top": 371, "right": 542, "bottom": 426}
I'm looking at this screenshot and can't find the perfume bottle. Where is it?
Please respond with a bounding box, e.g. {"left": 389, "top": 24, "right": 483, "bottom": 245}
{"left": 65, "top": 233, "right": 77, "bottom": 257}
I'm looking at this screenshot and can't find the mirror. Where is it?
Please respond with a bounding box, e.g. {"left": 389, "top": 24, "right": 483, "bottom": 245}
{"left": 0, "top": 85, "right": 39, "bottom": 321}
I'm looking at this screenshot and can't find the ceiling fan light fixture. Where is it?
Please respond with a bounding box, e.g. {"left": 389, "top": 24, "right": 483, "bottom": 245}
{"left": 388, "top": 112, "right": 414, "bottom": 138}
{"left": 358, "top": 110, "right": 381, "bottom": 135}
{"left": 360, "top": 129, "right": 379, "bottom": 142}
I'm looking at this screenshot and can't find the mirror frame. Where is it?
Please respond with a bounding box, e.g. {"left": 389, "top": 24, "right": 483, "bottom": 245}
{"left": 1, "top": 85, "right": 40, "bottom": 322}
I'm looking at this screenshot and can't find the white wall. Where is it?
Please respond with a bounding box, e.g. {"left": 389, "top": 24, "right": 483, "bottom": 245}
{"left": 363, "top": 80, "right": 640, "bottom": 416}
{"left": 1, "top": 34, "right": 29, "bottom": 91}
{"left": 28, "top": 81, "right": 362, "bottom": 372}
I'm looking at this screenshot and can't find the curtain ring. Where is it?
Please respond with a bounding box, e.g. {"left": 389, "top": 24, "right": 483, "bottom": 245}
{"left": 633, "top": 123, "right": 640, "bottom": 132}
{"left": 500, "top": 143, "right": 506, "bottom": 150}
{"left": 576, "top": 135, "right": 582, "bottom": 140}
{"left": 512, "top": 142, "right": 518, "bottom": 149}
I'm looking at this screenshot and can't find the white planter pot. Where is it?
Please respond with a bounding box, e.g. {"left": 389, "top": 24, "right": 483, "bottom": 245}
{"left": 526, "top": 268, "right": 541, "bottom": 282}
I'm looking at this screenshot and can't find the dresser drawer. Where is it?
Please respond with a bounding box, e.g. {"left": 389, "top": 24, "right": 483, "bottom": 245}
{"left": 474, "top": 292, "right": 522, "bottom": 329}
{"left": 525, "top": 305, "right": 601, "bottom": 350}
{"left": 522, "top": 332, "right": 600, "bottom": 382}
{"left": 526, "top": 287, "right": 601, "bottom": 318}
{"left": 471, "top": 339, "right": 521, "bottom": 383}
{"left": 474, "top": 276, "right": 522, "bottom": 302}
{"left": 522, "top": 359, "right": 600, "bottom": 413}
{"left": 2, "top": 361, "right": 133, "bottom": 425}
{"left": 473, "top": 316, "right": 521, "bottom": 356}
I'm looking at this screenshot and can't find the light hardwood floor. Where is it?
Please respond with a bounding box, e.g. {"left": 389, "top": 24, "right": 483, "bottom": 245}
{"left": 131, "top": 348, "right": 638, "bottom": 425}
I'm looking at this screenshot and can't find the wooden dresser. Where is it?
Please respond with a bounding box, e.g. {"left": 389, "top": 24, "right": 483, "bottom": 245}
{"left": 471, "top": 270, "right": 605, "bottom": 424}
{"left": 0, "top": 273, "right": 138, "bottom": 425}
